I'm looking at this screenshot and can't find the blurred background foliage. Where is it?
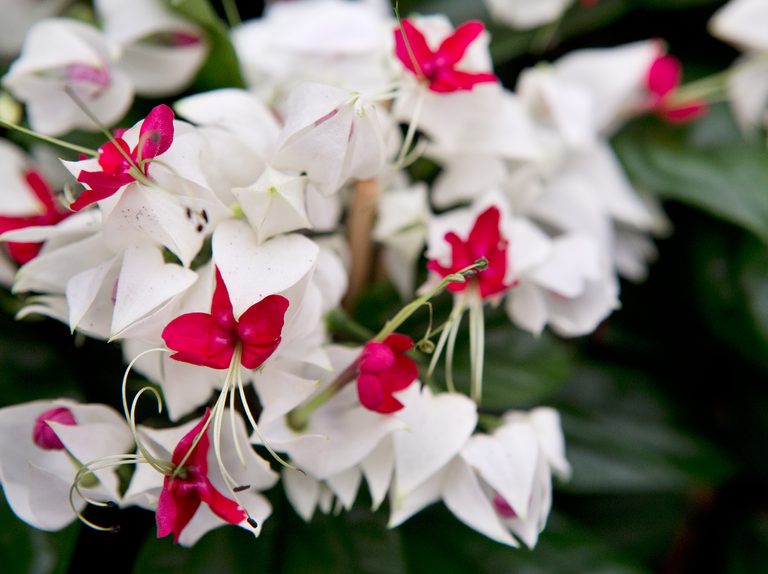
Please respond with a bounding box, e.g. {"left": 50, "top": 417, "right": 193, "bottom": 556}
{"left": 1, "top": 0, "right": 767, "bottom": 572}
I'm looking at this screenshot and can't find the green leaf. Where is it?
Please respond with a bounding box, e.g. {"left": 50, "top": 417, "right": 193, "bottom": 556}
{"left": 133, "top": 522, "right": 274, "bottom": 574}
{"left": 688, "top": 226, "right": 768, "bottom": 370}
{"left": 555, "top": 364, "right": 733, "bottom": 493}
{"left": 164, "top": 0, "right": 244, "bottom": 90}
{"left": 613, "top": 104, "right": 768, "bottom": 243}
{"left": 401, "top": 506, "right": 649, "bottom": 574}
{"left": 280, "top": 507, "right": 407, "bottom": 574}
{"left": 0, "top": 495, "right": 77, "bottom": 574}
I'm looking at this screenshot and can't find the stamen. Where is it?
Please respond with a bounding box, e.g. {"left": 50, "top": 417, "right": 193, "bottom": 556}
{"left": 121, "top": 347, "right": 176, "bottom": 476}
{"left": 470, "top": 288, "right": 485, "bottom": 404}
{"left": 235, "top": 366, "right": 298, "bottom": 471}
{"left": 395, "top": 89, "right": 426, "bottom": 169}
{"left": 229, "top": 388, "right": 246, "bottom": 467}
{"left": 445, "top": 296, "right": 465, "bottom": 394}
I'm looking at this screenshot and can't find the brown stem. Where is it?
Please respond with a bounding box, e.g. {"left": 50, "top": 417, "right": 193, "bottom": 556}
{"left": 343, "top": 178, "right": 380, "bottom": 312}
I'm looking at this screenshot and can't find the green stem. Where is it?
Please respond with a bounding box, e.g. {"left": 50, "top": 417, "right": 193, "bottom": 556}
{"left": 375, "top": 257, "right": 488, "bottom": 342}
{"left": 221, "top": 0, "right": 241, "bottom": 27}
{"left": 0, "top": 119, "right": 97, "bottom": 156}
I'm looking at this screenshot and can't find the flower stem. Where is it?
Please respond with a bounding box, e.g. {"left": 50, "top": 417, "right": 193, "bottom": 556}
{"left": 0, "top": 119, "right": 97, "bottom": 156}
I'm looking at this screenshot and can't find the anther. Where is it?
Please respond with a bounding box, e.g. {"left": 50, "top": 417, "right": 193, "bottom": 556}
{"left": 233, "top": 484, "right": 250, "bottom": 493}
{"left": 246, "top": 516, "right": 259, "bottom": 528}
{"left": 201, "top": 209, "right": 209, "bottom": 223}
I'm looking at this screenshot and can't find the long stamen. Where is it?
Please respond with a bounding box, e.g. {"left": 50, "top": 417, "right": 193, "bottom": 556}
{"left": 395, "top": 88, "right": 426, "bottom": 169}
{"left": 468, "top": 286, "right": 485, "bottom": 403}
{"left": 229, "top": 385, "right": 246, "bottom": 467}
{"left": 68, "top": 455, "right": 145, "bottom": 533}
{"left": 235, "top": 366, "right": 298, "bottom": 471}
{"left": 445, "top": 294, "right": 466, "bottom": 394}
{"left": 121, "top": 348, "right": 175, "bottom": 475}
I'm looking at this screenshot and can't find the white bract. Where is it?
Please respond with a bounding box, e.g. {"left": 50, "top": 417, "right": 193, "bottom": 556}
{"left": 0, "top": 400, "right": 132, "bottom": 530}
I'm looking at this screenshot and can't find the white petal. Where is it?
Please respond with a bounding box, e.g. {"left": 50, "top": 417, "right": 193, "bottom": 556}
{"left": 252, "top": 364, "right": 319, "bottom": 426}
{"left": 388, "top": 468, "right": 443, "bottom": 528}
{"left": 233, "top": 167, "right": 311, "bottom": 243}
{"left": 326, "top": 466, "right": 362, "bottom": 510}
{"left": 710, "top": 0, "right": 768, "bottom": 51}
{"left": 442, "top": 458, "right": 518, "bottom": 547}
{"left": 360, "top": 439, "right": 394, "bottom": 510}
{"left": 283, "top": 468, "right": 321, "bottom": 521}
{"left": 393, "top": 385, "right": 477, "bottom": 496}
{"left": 65, "top": 255, "right": 120, "bottom": 332}
{"left": 212, "top": 219, "right": 319, "bottom": 318}
{"left": 461, "top": 428, "right": 539, "bottom": 522}
{"left": 111, "top": 244, "right": 198, "bottom": 337}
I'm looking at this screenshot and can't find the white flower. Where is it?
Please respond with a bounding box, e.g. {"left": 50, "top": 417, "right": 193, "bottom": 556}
{"left": 710, "top": 0, "right": 768, "bottom": 129}
{"left": 3, "top": 19, "right": 133, "bottom": 135}
{"left": 123, "top": 410, "right": 278, "bottom": 547}
{"left": 96, "top": 0, "right": 208, "bottom": 97}
{"left": 232, "top": 0, "right": 392, "bottom": 100}
{"left": 0, "top": 399, "right": 133, "bottom": 531}
{"left": 484, "top": 0, "right": 574, "bottom": 30}
{"left": 0, "top": 0, "right": 70, "bottom": 57}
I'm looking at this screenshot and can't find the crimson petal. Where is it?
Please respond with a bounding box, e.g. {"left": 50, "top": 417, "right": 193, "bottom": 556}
{"left": 394, "top": 19, "right": 433, "bottom": 76}
{"left": 237, "top": 295, "right": 289, "bottom": 369}
{"left": 73, "top": 171, "right": 135, "bottom": 211}
{"left": 97, "top": 138, "right": 132, "bottom": 175}
{"left": 437, "top": 20, "right": 486, "bottom": 66}
{"left": 138, "top": 104, "right": 175, "bottom": 161}
{"left": 162, "top": 312, "right": 236, "bottom": 370}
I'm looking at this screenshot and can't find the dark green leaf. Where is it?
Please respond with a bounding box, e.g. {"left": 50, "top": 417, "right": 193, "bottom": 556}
{"left": 164, "top": 0, "right": 245, "bottom": 90}
{"left": 0, "top": 495, "right": 77, "bottom": 574}
{"left": 402, "top": 506, "right": 649, "bottom": 574}
{"left": 556, "top": 364, "right": 733, "bottom": 492}
{"left": 614, "top": 105, "right": 768, "bottom": 243}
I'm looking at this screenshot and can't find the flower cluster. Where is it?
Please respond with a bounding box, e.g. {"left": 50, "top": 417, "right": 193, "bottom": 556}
{"left": 0, "top": 0, "right": 748, "bottom": 553}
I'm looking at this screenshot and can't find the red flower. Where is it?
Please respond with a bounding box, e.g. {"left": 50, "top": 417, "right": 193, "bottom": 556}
{"left": 162, "top": 268, "right": 289, "bottom": 370}
{"left": 32, "top": 406, "right": 77, "bottom": 451}
{"left": 72, "top": 104, "right": 175, "bottom": 212}
{"left": 394, "top": 19, "right": 497, "bottom": 93}
{"left": 646, "top": 54, "right": 708, "bottom": 124}
{"left": 0, "top": 170, "right": 70, "bottom": 264}
{"left": 156, "top": 409, "right": 247, "bottom": 543}
{"left": 357, "top": 333, "right": 418, "bottom": 413}
{"left": 428, "top": 206, "right": 512, "bottom": 299}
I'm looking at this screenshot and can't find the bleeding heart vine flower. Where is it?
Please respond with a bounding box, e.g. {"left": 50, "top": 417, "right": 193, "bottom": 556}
{"left": 357, "top": 333, "right": 419, "bottom": 413}
{"left": 394, "top": 19, "right": 497, "bottom": 93}
{"left": 428, "top": 206, "right": 513, "bottom": 300}
{"left": 33, "top": 406, "right": 78, "bottom": 450}
{"left": 646, "top": 53, "right": 708, "bottom": 123}
{"left": 162, "top": 268, "right": 288, "bottom": 370}
{"left": 161, "top": 266, "right": 293, "bottom": 474}
{"left": 157, "top": 408, "right": 253, "bottom": 543}
{"left": 0, "top": 169, "right": 70, "bottom": 264}
{"left": 425, "top": 205, "right": 513, "bottom": 403}
{"left": 72, "top": 104, "right": 175, "bottom": 211}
